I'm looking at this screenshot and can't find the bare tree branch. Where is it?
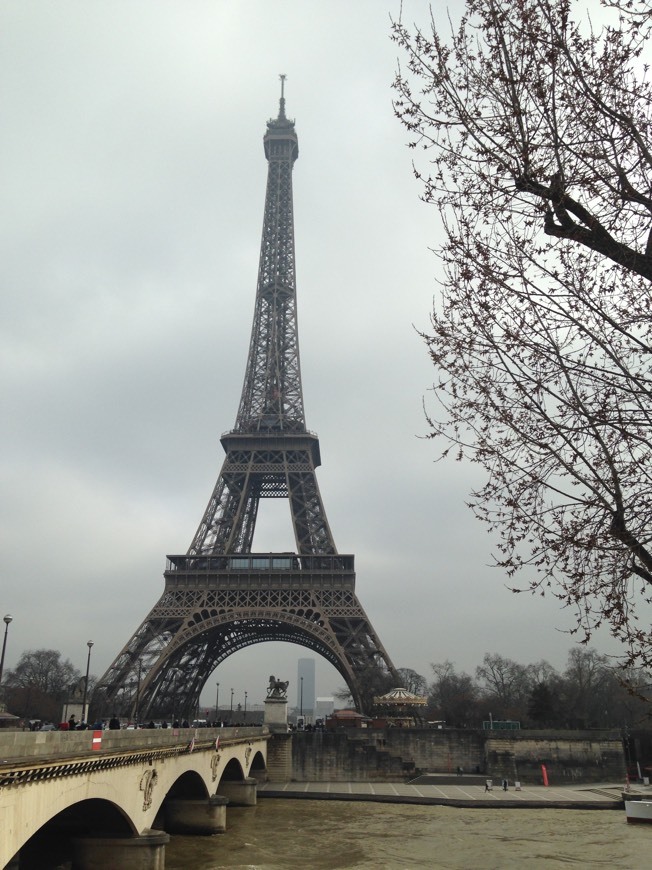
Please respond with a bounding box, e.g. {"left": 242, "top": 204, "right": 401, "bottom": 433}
{"left": 393, "top": 0, "right": 652, "bottom": 670}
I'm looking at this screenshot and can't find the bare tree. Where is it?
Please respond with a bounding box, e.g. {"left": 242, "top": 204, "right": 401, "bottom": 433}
{"left": 476, "top": 652, "right": 530, "bottom": 718}
{"left": 526, "top": 659, "right": 561, "bottom": 688}
{"left": 392, "top": 0, "right": 652, "bottom": 669}
{"left": 5, "top": 649, "right": 82, "bottom": 721}
{"left": 429, "top": 660, "right": 480, "bottom": 726}
{"left": 396, "top": 666, "right": 428, "bottom": 695}
{"left": 560, "top": 646, "right": 626, "bottom": 727}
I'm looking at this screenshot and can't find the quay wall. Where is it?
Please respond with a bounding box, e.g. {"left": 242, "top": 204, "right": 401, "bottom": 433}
{"left": 484, "top": 730, "right": 625, "bottom": 784}
{"left": 287, "top": 728, "right": 625, "bottom": 784}
{"left": 289, "top": 731, "right": 406, "bottom": 782}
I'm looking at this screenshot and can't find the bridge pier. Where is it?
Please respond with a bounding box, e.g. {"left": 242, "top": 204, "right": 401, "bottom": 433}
{"left": 71, "top": 829, "right": 169, "bottom": 870}
{"left": 217, "top": 775, "right": 258, "bottom": 806}
{"left": 165, "top": 794, "right": 229, "bottom": 834}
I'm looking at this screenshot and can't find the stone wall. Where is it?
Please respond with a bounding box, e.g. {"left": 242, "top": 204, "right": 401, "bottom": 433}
{"left": 290, "top": 732, "right": 408, "bottom": 781}
{"left": 287, "top": 728, "right": 625, "bottom": 784}
{"left": 484, "top": 730, "right": 625, "bottom": 784}
{"left": 379, "top": 728, "right": 484, "bottom": 775}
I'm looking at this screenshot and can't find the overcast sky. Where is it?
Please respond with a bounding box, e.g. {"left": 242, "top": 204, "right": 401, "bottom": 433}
{"left": 0, "top": 1, "right": 618, "bottom": 710}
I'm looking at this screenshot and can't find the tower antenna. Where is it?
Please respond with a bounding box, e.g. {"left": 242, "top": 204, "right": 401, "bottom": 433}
{"left": 279, "top": 73, "right": 287, "bottom": 119}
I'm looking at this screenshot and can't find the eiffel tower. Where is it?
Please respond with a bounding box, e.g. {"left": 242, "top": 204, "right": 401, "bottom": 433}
{"left": 94, "top": 79, "right": 398, "bottom": 719}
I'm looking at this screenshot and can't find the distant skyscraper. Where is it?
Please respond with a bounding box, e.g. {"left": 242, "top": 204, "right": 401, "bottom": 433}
{"left": 314, "top": 697, "right": 335, "bottom": 719}
{"left": 297, "top": 658, "right": 315, "bottom": 714}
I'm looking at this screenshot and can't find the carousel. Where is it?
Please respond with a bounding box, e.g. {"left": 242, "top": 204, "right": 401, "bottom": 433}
{"left": 372, "top": 687, "right": 428, "bottom": 728}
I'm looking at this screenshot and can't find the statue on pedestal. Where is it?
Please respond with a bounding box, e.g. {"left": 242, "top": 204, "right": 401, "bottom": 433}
{"left": 266, "top": 675, "right": 289, "bottom": 699}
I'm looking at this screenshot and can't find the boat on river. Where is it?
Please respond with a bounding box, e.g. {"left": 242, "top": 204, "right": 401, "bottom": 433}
{"left": 625, "top": 799, "right": 652, "bottom": 824}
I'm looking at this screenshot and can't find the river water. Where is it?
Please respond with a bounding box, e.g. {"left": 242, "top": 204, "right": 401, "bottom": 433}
{"left": 165, "top": 800, "right": 649, "bottom": 869}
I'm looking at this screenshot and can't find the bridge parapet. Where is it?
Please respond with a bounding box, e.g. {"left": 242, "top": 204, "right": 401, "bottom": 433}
{"left": 0, "top": 725, "right": 264, "bottom": 763}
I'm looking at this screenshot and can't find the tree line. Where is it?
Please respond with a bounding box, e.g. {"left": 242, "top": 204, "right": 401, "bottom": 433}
{"left": 398, "top": 648, "right": 652, "bottom": 730}
{"left": 5, "top": 645, "right": 651, "bottom": 731}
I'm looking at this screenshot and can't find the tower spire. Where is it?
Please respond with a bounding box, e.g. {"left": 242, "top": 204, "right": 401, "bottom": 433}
{"left": 278, "top": 73, "right": 287, "bottom": 120}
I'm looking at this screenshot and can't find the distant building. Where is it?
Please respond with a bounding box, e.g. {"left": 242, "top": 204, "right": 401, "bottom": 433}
{"left": 314, "top": 697, "right": 335, "bottom": 719}
{"left": 297, "top": 658, "right": 315, "bottom": 715}
{"left": 326, "top": 709, "right": 370, "bottom": 730}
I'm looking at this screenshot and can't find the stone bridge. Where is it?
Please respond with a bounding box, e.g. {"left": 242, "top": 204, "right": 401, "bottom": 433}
{"left": 0, "top": 726, "right": 268, "bottom": 869}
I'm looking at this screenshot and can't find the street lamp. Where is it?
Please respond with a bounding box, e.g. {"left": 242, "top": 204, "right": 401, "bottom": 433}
{"left": 135, "top": 660, "right": 142, "bottom": 725}
{"left": 0, "top": 615, "right": 13, "bottom": 689}
{"left": 244, "top": 691, "right": 248, "bottom": 722}
{"left": 81, "top": 641, "right": 94, "bottom": 725}
{"left": 215, "top": 682, "right": 220, "bottom": 721}
{"left": 230, "top": 687, "right": 234, "bottom": 714}
{"left": 300, "top": 676, "right": 304, "bottom": 717}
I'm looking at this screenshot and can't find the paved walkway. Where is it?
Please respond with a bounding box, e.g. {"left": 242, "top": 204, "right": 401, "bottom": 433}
{"left": 258, "top": 780, "right": 634, "bottom": 809}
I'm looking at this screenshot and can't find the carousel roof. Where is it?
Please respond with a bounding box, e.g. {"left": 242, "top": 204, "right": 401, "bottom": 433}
{"left": 373, "top": 687, "right": 428, "bottom": 707}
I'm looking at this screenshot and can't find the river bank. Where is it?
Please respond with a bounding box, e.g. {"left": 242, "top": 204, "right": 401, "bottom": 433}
{"left": 258, "top": 778, "right": 631, "bottom": 810}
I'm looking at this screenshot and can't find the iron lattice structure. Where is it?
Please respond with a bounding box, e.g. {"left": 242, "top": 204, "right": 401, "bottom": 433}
{"left": 93, "top": 83, "right": 398, "bottom": 720}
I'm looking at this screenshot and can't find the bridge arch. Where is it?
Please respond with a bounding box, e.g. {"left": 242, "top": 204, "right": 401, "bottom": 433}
{"left": 220, "top": 756, "right": 245, "bottom": 782}
{"left": 250, "top": 750, "right": 266, "bottom": 779}
{"left": 166, "top": 769, "right": 209, "bottom": 800}
{"left": 16, "top": 798, "right": 134, "bottom": 869}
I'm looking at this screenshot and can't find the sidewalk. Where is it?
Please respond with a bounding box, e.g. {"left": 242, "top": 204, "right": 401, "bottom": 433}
{"left": 258, "top": 780, "right": 628, "bottom": 809}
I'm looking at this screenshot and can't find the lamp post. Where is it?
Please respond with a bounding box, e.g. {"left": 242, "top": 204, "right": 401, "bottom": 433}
{"left": 135, "top": 661, "right": 142, "bottom": 725}
{"left": 300, "top": 676, "right": 304, "bottom": 717}
{"left": 0, "top": 615, "right": 13, "bottom": 691}
{"left": 81, "top": 641, "right": 94, "bottom": 725}
{"left": 230, "top": 687, "right": 234, "bottom": 715}
{"left": 215, "top": 682, "right": 220, "bottom": 721}
{"left": 244, "top": 691, "right": 248, "bottom": 722}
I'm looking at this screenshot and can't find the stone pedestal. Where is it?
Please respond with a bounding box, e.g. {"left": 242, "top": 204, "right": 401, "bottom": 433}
{"left": 60, "top": 700, "right": 84, "bottom": 724}
{"left": 165, "top": 795, "right": 229, "bottom": 834}
{"left": 71, "top": 829, "right": 169, "bottom": 870}
{"left": 217, "top": 776, "right": 258, "bottom": 806}
{"left": 264, "top": 696, "right": 288, "bottom": 733}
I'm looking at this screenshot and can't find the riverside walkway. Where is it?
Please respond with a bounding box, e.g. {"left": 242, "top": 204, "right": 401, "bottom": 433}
{"left": 259, "top": 779, "right": 630, "bottom": 809}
